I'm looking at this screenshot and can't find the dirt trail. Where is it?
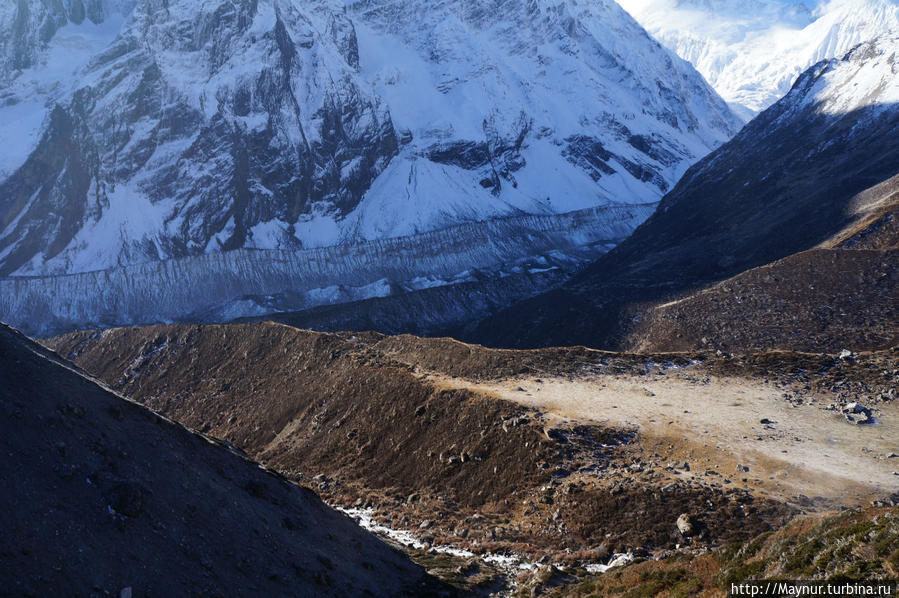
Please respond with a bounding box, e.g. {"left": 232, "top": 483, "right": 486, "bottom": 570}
{"left": 428, "top": 372, "right": 899, "bottom": 505}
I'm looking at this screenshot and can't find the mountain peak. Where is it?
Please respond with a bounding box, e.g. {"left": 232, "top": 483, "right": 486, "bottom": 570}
{"left": 780, "top": 34, "right": 899, "bottom": 117}
{"left": 467, "top": 32, "right": 899, "bottom": 351}
{"left": 620, "top": 0, "right": 899, "bottom": 116}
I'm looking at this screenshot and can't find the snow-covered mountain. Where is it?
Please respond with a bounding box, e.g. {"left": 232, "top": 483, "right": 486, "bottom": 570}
{"left": 468, "top": 34, "right": 899, "bottom": 349}
{"left": 618, "top": 0, "right": 899, "bottom": 117}
{"left": 0, "top": 0, "right": 739, "bottom": 334}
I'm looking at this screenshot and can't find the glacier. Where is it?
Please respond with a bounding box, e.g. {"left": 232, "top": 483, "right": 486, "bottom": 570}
{"left": 1, "top": 203, "right": 655, "bottom": 336}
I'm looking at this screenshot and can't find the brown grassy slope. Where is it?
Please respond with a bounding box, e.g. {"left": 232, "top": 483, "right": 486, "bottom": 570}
{"left": 365, "top": 333, "right": 899, "bottom": 405}
{"left": 49, "top": 323, "right": 557, "bottom": 508}
{"left": 541, "top": 506, "right": 899, "bottom": 598}
{"left": 369, "top": 334, "right": 698, "bottom": 380}
{"left": 626, "top": 248, "right": 899, "bottom": 353}
{"left": 0, "top": 323, "right": 440, "bottom": 597}
{"left": 623, "top": 175, "right": 899, "bottom": 353}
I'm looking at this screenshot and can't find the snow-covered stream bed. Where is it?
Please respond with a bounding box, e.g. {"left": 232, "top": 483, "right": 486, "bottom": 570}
{"left": 337, "top": 506, "right": 634, "bottom": 588}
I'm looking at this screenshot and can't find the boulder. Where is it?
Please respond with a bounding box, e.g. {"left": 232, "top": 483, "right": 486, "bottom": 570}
{"left": 676, "top": 513, "right": 694, "bottom": 537}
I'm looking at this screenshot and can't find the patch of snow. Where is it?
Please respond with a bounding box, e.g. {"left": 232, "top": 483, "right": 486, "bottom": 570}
{"left": 338, "top": 506, "right": 539, "bottom": 573}
{"left": 33, "top": 181, "right": 174, "bottom": 274}
{"left": 585, "top": 552, "right": 634, "bottom": 574}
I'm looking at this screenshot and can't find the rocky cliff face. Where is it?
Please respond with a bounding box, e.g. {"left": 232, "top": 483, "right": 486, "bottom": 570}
{"left": 0, "top": 0, "right": 133, "bottom": 79}
{"left": 1, "top": 0, "right": 399, "bottom": 275}
{"left": 0, "top": 0, "right": 739, "bottom": 333}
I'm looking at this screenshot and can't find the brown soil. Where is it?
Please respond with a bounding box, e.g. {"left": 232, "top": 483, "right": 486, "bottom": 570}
{"left": 624, "top": 176, "right": 899, "bottom": 354}
{"left": 51, "top": 324, "right": 561, "bottom": 509}
{"left": 447, "top": 361, "right": 899, "bottom": 497}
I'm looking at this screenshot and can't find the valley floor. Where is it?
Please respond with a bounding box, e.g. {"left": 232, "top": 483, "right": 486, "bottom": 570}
{"left": 433, "top": 368, "right": 898, "bottom": 506}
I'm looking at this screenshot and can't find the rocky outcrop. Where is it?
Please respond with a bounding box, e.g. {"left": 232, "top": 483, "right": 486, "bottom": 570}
{"left": 0, "top": 0, "right": 133, "bottom": 80}
{"left": 0, "top": 0, "right": 398, "bottom": 275}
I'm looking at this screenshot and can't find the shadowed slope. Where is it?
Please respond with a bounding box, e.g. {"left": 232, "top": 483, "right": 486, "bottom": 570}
{"left": 0, "top": 323, "right": 440, "bottom": 597}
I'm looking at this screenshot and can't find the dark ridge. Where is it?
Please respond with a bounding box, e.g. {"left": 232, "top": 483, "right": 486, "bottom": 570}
{"left": 0, "top": 323, "right": 441, "bottom": 597}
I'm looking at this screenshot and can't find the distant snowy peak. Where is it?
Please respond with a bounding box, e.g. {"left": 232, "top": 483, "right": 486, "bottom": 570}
{"left": 692, "top": 34, "right": 899, "bottom": 183}
{"left": 340, "top": 0, "right": 741, "bottom": 239}
{"left": 623, "top": 0, "right": 814, "bottom": 27}
{"left": 786, "top": 35, "right": 899, "bottom": 116}
{"left": 619, "top": 0, "right": 899, "bottom": 116}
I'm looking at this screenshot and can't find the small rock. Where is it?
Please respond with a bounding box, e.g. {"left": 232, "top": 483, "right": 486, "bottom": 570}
{"left": 455, "top": 561, "right": 478, "bottom": 576}
{"left": 106, "top": 482, "right": 147, "bottom": 518}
